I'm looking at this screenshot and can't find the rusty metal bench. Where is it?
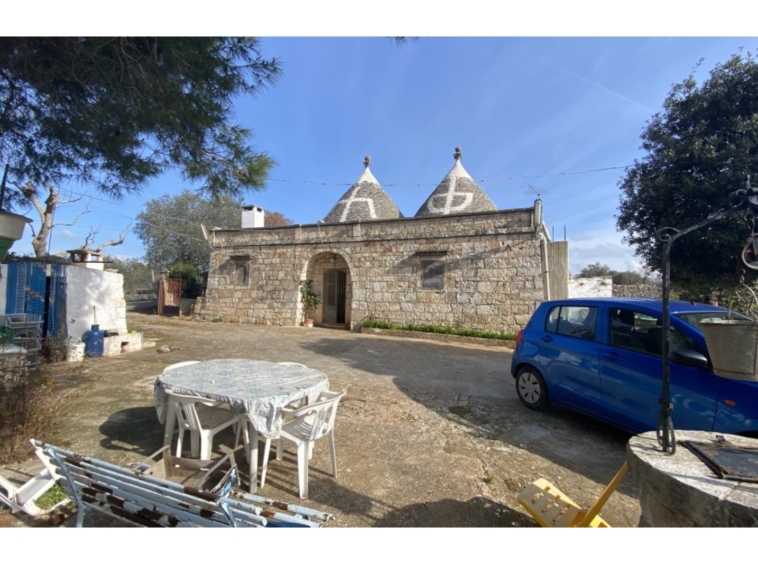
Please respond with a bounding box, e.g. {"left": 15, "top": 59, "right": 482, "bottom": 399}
{"left": 32, "top": 440, "right": 333, "bottom": 527}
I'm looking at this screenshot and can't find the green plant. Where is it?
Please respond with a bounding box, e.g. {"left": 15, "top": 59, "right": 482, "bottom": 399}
{"left": 361, "top": 318, "right": 518, "bottom": 341}
{"left": 484, "top": 474, "right": 495, "bottom": 485}
{"left": 299, "top": 279, "right": 321, "bottom": 321}
{"left": 724, "top": 283, "right": 758, "bottom": 319}
{"left": 35, "top": 483, "right": 68, "bottom": 510}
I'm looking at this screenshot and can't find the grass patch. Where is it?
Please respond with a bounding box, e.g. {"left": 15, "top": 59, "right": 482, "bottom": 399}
{"left": 35, "top": 483, "right": 68, "bottom": 510}
{"left": 484, "top": 474, "right": 495, "bottom": 485}
{"left": 362, "top": 319, "right": 517, "bottom": 341}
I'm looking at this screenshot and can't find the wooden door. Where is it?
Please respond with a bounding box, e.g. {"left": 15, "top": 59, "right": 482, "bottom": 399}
{"left": 323, "top": 270, "right": 346, "bottom": 324}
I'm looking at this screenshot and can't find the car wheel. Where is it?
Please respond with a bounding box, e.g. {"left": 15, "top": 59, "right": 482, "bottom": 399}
{"left": 516, "top": 366, "right": 550, "bottom": 411}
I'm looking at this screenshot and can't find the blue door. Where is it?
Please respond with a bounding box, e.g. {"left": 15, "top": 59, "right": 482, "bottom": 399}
{"left": 536, "top": 304, "right": 603, "bottom": 416}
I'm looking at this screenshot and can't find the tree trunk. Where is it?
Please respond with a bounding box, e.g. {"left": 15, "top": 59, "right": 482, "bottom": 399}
{"left": 22, "top": 184, "right": 58, "bottom": 257}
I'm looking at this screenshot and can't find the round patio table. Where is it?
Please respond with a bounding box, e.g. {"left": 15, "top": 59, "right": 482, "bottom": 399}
{"left": 154, "top": 359, "right": 330, "bottom": 492}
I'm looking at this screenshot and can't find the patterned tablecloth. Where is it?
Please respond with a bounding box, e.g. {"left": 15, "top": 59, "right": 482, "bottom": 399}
{"left": 154, "top": 359, "right": 330, "bottom": 439}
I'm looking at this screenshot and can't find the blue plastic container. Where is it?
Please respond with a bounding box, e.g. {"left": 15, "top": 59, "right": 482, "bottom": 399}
{"left": 84, "top": 324, "right": 104, "bottom": 358}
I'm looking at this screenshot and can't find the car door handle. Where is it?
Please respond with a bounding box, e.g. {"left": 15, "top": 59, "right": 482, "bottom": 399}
{"left": 540, "top": 335, "right": 553, "bottom": 343}
{"left": 602, "top": 352, "right": 621, "bottom": 362}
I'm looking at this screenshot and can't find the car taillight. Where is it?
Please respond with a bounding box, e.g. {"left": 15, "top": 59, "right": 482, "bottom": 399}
{"left": 515, "top": 329, "right": 523, "bottom": 346}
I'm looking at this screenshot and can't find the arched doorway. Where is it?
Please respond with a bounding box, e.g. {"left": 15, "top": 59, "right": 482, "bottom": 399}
{"left": 302, "top": 252, "right": 352, "bottom": 328}
{"left": 323, "top": 269, "right": 346, "bottom": 324}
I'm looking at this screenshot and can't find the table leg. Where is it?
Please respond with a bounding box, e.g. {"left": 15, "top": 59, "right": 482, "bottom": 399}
{"left": 247, "top": 421, "right": 258, "bottom": 494}
{"left": 163, "top": 401, "right": 176, "bottom": 451}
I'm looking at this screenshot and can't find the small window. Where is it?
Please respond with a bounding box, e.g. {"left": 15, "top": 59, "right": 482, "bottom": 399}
{"left": 421, "top": 260, "right": 444, "bottom": 290}
{"left": 545, "top": 305, "right": 598, "bottom": 341}
{"left": 235, "top": 263, "right": 249, "bottom": 286}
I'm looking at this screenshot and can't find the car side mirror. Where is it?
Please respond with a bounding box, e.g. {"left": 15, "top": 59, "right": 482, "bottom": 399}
{"left": 671, "top": 349, "right": 709, "bottom": 369}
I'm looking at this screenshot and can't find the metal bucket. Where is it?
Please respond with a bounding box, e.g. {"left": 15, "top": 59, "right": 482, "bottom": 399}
{"left": 699, "top": 320, "right": 758, "bottom": 381}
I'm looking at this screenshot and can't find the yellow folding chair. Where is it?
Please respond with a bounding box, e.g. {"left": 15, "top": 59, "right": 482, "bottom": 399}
{"left": 517, "top": 462, "right": 628, "bottom": 527}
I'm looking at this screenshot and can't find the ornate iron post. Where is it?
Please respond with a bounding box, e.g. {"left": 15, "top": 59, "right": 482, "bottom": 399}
{"left": 655, "top": 179, "right": 758, "bottom": 453}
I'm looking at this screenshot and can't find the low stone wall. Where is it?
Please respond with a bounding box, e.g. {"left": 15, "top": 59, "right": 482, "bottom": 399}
{"left": 124, "top": 290, "right": 157, "bottom": 301}
{"left": 66, "top": 332, "right": 144, "bottom": 362}
{"left": 628, "top": 431, "right": 758, "bottom": 526}
{"left": 613, "top": 283, "right": 662, "bottom": 298}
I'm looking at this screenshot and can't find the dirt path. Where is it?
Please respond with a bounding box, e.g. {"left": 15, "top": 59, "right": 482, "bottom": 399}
{"left": 1, "top": 312, "right": 641, "bottom": 527}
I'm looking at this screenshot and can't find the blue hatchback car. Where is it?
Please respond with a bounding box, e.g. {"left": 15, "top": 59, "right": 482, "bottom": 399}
{"left": 510, "top": 297, "right": 758, "bottom": 437}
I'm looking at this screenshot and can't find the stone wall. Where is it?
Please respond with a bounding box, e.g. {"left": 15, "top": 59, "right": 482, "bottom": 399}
{"left": 195, "top": 207, "right": 563, "bottom": 334}
{"left": 613, "top": 283, "right": 662, "bottom": 298}
{"left": 568, "top": 279, "right": 662, "bottom": 299}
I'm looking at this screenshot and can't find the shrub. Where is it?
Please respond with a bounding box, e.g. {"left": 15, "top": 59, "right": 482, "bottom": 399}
{"left": 0, "top": 361, "right": 60, "bottom": 464}
{"left": 168, "top": 262, "right": 207, "bottom": 299}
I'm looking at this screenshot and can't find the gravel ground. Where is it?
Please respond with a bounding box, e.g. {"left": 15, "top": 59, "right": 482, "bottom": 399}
{"left": 0, "top": 310, "right": 641, "bottom": 528}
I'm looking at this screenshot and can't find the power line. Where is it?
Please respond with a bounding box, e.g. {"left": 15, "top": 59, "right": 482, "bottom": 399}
{"left": 266, "top": 164, "right": 632, "bottom": 188}
{"left": 478, "top": 165, "right": 631, "bottom": 184}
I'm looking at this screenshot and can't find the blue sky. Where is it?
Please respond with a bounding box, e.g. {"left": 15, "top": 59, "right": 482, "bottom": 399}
{"left": 6, "top": 31, "right": 757, "bottom": 275}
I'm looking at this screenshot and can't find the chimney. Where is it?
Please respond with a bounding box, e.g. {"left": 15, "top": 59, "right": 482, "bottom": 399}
{"left": 241, "top": 205, "right": 265, "bottom": 228}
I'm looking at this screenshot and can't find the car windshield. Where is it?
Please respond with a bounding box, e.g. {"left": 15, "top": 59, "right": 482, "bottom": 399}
{"left": 676, "top": 310, "right": 754, "bottom": 327}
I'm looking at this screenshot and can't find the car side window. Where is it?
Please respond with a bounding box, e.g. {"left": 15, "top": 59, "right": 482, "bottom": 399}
{"left": 609, "top": 308, "right": 655, "bottom": 353}
{"left": 608, "top": 308, "right": 704, "bottom": 357}
{"left": 545, "top": 307, "right": 560, "bottom": 332}
{"left": 545, "top": 306, "right": 598, "bottom": 341}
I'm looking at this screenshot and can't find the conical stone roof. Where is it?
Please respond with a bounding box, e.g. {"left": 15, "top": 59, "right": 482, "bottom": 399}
{"left": 415, "top": 147, "right": 497, "bottom": 217}
{"left": 323, "top": 157, "right": 402, "bottom": 223}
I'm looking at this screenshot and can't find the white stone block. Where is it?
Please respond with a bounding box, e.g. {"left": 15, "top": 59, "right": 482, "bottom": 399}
{"left": 67, "top": 342, "right": 85, "bottom": 363}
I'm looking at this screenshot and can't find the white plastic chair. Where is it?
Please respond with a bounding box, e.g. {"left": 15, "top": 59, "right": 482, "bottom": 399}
{"left": 164, "top": 360, "right": 239, "bottom": 432}
{"left": 165, "top": 389, "right": 241, "bottom": 460}
{"left": 259, "top": 389, "right": 346, "bottom": 499}
{"left": 0, "top": 468, "right": 68, "bottom": 516}
{"left": 0, "top": 440, "right": 71, "bottom": 517}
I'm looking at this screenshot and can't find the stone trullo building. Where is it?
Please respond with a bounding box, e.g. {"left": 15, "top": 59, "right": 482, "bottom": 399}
{"left": 194, "top": 148, "right": 569, "bottom": 334}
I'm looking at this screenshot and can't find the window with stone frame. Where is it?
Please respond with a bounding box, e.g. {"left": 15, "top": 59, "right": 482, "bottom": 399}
{"left": 421, "top": 260, "right": 444, "bottom": 290}
{"left": 235, "top": 263, "right": 249, "bottom": 286}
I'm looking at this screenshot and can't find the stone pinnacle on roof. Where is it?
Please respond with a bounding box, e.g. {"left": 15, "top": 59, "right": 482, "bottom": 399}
{"left": 414, "top": 146, "right": 498, "bottom": 217}
{"left": 322, "top": 156, "right": 403, "bottom": 224}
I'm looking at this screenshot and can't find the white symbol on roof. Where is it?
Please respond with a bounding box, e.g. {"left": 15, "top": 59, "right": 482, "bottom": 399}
{"left": 426, "top": 175, "right": 473, "bottom": 214}
{"left": 338, "top": 187, "right": 377, "bottom": 222}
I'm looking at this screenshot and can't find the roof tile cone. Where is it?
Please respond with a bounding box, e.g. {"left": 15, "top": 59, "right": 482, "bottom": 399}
{"left": 415, "top": 147, "right": 497, "bottom": 217}
{"left": 323, "top": 156, "right": 403, "bottom": 223}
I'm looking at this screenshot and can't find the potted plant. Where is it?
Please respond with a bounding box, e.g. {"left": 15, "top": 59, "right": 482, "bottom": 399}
{"left": 699, "top": 283, "right": 758, "bottom": 381}
{"left": 0, "top": 210, "right": 31, "bottom": 261}
{"left": 0, "top": 164, "right": 32, "bottom": 260}
{"left": 299, "top": 279, "right": 320, "bottom": 327}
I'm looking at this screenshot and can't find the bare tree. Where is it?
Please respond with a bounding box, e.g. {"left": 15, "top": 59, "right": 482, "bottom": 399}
{"left": 15, "top": 181, "right": 129, "bottom": 257}
{"left": 19, "top": 183, "right": 89, "bottom": 257}
{"left": 84, "top": 223, "right": 130, "bottom": 254}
